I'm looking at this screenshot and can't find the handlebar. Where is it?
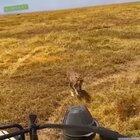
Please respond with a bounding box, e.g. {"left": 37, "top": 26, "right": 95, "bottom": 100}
{"left": 0, "top": 123, "right": 127, "bottom": 140}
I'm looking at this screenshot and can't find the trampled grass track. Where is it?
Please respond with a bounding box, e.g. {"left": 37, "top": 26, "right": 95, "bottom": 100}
{"left": 0, "top": 2, "right": 140, "bottom": 139}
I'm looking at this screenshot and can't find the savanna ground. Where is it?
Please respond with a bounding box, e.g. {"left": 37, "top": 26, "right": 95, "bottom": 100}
{"left": 0, "top": 2, "right": 140, "bottom": 139}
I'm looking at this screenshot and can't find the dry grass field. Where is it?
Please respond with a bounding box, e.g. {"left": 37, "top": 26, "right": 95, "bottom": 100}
{"left": 0, "top": 2, "right": 140, "bottom": 139}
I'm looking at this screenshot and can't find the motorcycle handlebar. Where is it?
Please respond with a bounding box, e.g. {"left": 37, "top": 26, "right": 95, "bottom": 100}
{"left": 0, "top": 123, "right": 127, "bottom": 140}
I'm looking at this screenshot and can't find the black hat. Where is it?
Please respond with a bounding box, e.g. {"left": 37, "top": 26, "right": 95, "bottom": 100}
{"left": 62, "top": 106, "right": 99, "bottom": 140}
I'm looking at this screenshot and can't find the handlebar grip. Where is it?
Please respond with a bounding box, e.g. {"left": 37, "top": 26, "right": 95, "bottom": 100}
{"left": 97, "top": 127, "right": 127, "bottom": 140}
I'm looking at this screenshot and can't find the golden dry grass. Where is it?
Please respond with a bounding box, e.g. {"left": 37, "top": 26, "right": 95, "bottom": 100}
{"left": 0, "top": 2, "right": 140, "bottom": 139}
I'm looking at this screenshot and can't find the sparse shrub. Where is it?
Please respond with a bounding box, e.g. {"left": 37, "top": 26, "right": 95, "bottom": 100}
{"left": 115, "top": 94, "right": 139, "bottom": 121}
